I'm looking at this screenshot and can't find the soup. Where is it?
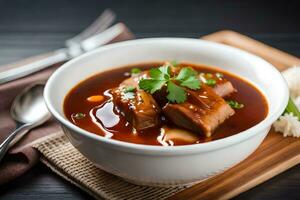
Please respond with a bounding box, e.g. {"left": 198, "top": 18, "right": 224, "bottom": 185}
{"left": 64, "top": 62, "right": 268, "bottom": 146}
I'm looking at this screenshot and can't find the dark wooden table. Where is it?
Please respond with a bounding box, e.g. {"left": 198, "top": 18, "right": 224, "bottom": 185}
{"left": 0, "top": 0, "right": 299, "bottom": 199}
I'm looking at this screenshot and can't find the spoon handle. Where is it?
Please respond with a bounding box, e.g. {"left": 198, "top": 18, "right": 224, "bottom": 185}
{"left": 0, "top": 124, "right": 32, "bottom": 162}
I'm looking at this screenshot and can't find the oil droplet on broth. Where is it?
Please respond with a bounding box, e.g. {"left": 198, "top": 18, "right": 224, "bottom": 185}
{"left": 95, "top": 101, "right": 120, "bottom": 128}
{"left": 157, "top": 126, "right": 199, "bottom": 146}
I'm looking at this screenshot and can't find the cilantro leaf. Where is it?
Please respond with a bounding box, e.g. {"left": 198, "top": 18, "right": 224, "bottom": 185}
{"left": 149, "top": 68, "right": 163, "bottom": 80}
{"left": 167, "top": 81, "right": 186, "bottom": 103}
{"left": 139, "top": 79, "right": 166, "bottom": 94}
{"left": 149, "top": 65, "right": 171, "bottom": 80}
{"left": 138, "top": 65, "right": 202, "bottom": 104}
{"left": 159, "top": 65, "right": 171, "bottom": 79}
{"left": 176, "top": 67, "right": 197, "bottom": 81}
{"left": 170, "top": 60, "right": 179, "bottom": 67}
{"left": 180, "top": 76, "right": 201, "bottom": 90}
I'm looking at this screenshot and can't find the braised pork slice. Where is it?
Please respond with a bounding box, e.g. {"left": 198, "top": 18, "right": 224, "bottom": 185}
{"left": 198, "top": 72, "right": 235, "bottom": 97}
{"left": 121, "top": 70, "right": 235, "bottom": 98}
{"left": 213, "top": 80, "right": 235, "bottom": 97}
{"left": 120, "top": 71, "right": 148, "bottom": 88}
{"left": 111, "top": 86, "right": 160, "bottom": 131}
{"left": 163, "top": 84, "right": 234, "bottom": 137}
{"left": 172, "top": 65, "right": 235, "bottom": 97}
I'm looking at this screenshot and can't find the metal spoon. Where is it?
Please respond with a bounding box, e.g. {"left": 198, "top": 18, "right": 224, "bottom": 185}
{"left": 0, "top": 83, "right": 50, "bottom": 162}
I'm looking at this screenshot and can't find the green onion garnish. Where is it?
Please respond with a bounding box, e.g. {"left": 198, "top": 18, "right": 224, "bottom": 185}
{"left": 206, "top": 79, "right": 217, "bottom": 86}
{"left": 206, "top": 73, "right": 213, "bottom": 78}
{"left": 284, "top": 97, "right": 300, "bottom": 120}
{"left": 73, "top": 112, "right": 86, "bottom": 119}
{"left": 131, "top": 68, "right": 141, "bottom": 75}
{"left": 227, "top": 100, "right": 244, "bottom": 109}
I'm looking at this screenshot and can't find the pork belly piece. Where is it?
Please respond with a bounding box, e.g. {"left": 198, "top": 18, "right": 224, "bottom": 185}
{"left": 152, "top": 79, "right": 235, "bottom": 108}
{"left": 120, "top": 71, "right": 148, "bottom": 88}
{"left": 199, "top": 72, "right": 235, "bottom": 97}
{"left": 110, "top": 87, "right": 160, "bottom": 131}
{"left": 213, "top": 80, "right": 235, "bottom": 97}
{"left": 163, "top": 84, "right": 235, "bottom": 137}
{"left": 171, "top": 65, "right": 236, "bottom": 97}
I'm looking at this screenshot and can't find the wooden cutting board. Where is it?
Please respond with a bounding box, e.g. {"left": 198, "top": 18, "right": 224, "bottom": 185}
{"left": 169, "top": 31, "right": 300, "bottom": 200}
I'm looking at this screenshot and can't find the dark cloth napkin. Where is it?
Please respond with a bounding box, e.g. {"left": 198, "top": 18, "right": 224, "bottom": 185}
{"left": 0, "top": 24, "right": 134, "bottom": 185}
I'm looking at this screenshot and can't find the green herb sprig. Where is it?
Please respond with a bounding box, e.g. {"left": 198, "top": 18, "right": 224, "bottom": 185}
{"left": 138, "top": 65, "right": 200, "bottom": 103}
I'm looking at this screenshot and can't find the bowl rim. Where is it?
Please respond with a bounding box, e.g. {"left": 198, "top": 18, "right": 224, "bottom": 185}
{"left": 44, "top": 37, "right": 289, "bottom": 154}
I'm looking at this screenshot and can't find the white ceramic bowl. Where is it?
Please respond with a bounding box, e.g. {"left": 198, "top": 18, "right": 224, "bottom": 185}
{"left": 44, "top": 38, "right": 288, "bottom": 187}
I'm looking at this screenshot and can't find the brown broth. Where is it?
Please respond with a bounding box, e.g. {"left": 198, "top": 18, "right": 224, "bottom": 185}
{"left": 64, "top": 62, "right": 268, "bottom": 146}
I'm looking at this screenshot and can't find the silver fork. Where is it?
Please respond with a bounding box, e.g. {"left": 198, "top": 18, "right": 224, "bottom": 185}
{"left": 65, "top": 9, "right": 115, "bottom": 47}
{"left": 0, "top": 9, "right": 116, "bottom": 84}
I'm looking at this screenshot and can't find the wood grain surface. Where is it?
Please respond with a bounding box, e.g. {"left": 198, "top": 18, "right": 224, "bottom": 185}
{"left": 169, "top": 31, "right": 300, "bottom": 200}
{"left": 202, "top": 31, "right": 300, "bottom": 71}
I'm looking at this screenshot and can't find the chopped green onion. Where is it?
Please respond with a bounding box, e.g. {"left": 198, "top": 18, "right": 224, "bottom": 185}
{"left": 227, "top": 100, "right": 244, "bottom": 109}
{"left": 131, "top": 68, "right": 141, "bottom": 75}
{"left": 205, "top": 73, "right": 213, "bottom": 78}
{"left": 284, "top": 97, "right": 300, "bottom": 120}
{"left": 72, "top": 112, "right": 86, "bottom": 119}
{"left": 206, "top": 79, "right": 217, "bottom": 86}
